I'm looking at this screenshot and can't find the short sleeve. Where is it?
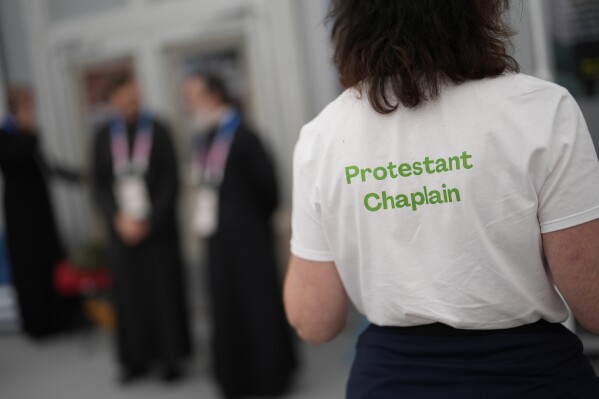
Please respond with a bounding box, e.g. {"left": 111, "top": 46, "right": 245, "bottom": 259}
{"left": 538, "top": 92, "right": 599, "bottom": 233}
{"left": 290, "top": 131, "right": 334, "bottom": 261}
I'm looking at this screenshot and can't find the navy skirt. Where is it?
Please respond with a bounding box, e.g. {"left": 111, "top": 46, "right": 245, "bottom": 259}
{"left": 347, "top": 320, "right": 599, "bottom": 399}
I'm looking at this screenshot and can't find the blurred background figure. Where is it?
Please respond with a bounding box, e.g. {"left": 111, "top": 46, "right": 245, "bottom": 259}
{"left": 184, "top": 72, "right": 297, "bottom": 398}
{"left": 0, "top": 87, "right": 80, "bottom": 340}
{"left": 91, "top": 73, "right": 192, "bottom": 384}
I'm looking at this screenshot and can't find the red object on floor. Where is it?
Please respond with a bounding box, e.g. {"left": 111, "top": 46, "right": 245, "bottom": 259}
{"left": 54, "top": 261, "right": 112, "bottom": 296}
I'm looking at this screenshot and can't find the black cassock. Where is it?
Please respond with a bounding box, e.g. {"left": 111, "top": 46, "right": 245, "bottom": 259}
{"left": 203, "top": 124, "right": 297, "bottom": 397}
{"left": 92, "top": 118, "right": 192, "bottom": 368}
{"left": 0, "top": 128, "right": 78, "bottom": 339}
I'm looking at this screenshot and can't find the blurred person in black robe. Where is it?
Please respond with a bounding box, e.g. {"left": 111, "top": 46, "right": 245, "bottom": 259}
{"left": 0, "top": 87, "right": 80, "bottom": 339}
{"left": 184, "top": 72, "right": 297, "bottom": 398}
{"left": 92, "top": 74, "right": 192, "bottom": 383}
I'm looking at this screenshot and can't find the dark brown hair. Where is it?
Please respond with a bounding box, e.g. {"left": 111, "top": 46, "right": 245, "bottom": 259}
{"left": 328, "top": 0, "right": 519, "bottom": 113}
{"left": 189, "top": 71, "right": 232, "bottom": 105}
{"left": 6, "top": 86, "right": 32, "bottom": 114}
{"left": 104, "top": 71, "right": 134, "bottom": 101}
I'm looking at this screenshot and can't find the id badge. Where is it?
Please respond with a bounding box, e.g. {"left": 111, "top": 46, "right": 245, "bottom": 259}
{"left": 193, "top": 187, "right": 219, "bottom": 237}
{"left": 115, "top": 176, "right": 151, "bottom": 220}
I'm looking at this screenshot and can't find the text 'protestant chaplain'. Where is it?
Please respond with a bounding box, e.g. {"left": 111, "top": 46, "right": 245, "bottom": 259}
{"left": 344, "top": 151, "right": 474, "bottom": 212}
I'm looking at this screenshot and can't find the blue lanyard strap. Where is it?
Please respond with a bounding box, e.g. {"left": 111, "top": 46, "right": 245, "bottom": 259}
{"left": 216, "top": 109, "right": 242, "bottom": 141}
{"left": 110, "top": 112, "right": 154, "bottom": 176}
{"left": 195, "top": 109, "right": 242, "bottom": 185}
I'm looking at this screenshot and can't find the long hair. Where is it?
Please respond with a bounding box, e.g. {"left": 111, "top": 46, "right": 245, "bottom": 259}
{"left": 328, "top": 0, "right": 519, "bottom": 113}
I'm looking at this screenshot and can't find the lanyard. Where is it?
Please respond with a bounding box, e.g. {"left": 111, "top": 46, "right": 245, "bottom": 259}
{"left": 194, "top": 109, "right": 242, "bottom": 186}
{"left": 110, "top": 113, "right": 154, "bottom": 177}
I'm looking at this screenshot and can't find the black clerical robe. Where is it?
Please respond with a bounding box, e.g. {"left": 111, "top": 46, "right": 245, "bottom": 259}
{"left": 0, "top": 128, "right": 78, "bottom": 339}
{"left": 92, "top": 118, "right": 192, "bottom": 368}
{"left": 203, "top": 124, "right": 297, "bottom": 397}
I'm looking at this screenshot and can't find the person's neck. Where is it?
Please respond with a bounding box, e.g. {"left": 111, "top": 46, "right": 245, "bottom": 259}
{"left": 211, "top": 104, "right": 228, "bottom": 125}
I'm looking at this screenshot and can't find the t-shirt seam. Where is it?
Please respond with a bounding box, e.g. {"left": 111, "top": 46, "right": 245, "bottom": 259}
{"left": 540, "top": 204, "right": 599, "bottom": 230}
{"left": 290, "top": 242, "right": 334, "bottom": 261}
{"left": 536, "top": 90, "right": 572, "bottom": 201}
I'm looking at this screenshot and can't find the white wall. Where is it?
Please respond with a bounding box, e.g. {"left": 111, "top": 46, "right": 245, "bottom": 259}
{"left": 293, "top": 0, "right": 340, "bottom": 119}
{"left": 0, "top": 0, "right": 33, "bottom": 86}
{"left": 47, "top": 0, "right": 126, "bottom": 22}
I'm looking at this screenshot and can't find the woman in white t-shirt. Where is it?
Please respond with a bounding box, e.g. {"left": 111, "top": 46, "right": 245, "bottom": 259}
{"left": 284, "top": 1, "right": 599, "bottom": 398}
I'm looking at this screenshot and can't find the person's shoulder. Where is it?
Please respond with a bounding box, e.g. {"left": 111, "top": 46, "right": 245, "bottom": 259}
{"left": 150, "top": 115, "right": 167, "bottom": 129}
{"left": 466, "top": 73, "right": 570, "bottom": 102}
{"left": 149, "top": 116, "right": 172, "bottom": 135}
{"left": 309, "top": 88, "right": 361, "bottom": 125}
{"left": 234, "top": 123, "right": 271, "bottom": 154}
{"left": 93, "top": 122, "right": 111, "bottom": 143}
{"left": 294, "top": 91, "right": 356, "bottom": 165}
{"left": 236, "top": 122, "right": 259, "bottom": 138}
{"left": 149, "top": 116, "right": 177, "bottom": 147}
{"left": 299, "top": 88, "right": 361, "bottom": 143}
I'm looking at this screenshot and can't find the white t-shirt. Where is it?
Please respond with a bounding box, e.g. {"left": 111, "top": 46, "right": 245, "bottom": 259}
{"left": 290, "top": 73, "right": 599, "bottom": 330}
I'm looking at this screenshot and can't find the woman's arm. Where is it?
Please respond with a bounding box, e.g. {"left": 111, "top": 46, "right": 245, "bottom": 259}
{"left": 543, "top": 218, "right": 599, "bottom": 334}
{"left": 284, "top": 255, "right": 349, "bottom": 344}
